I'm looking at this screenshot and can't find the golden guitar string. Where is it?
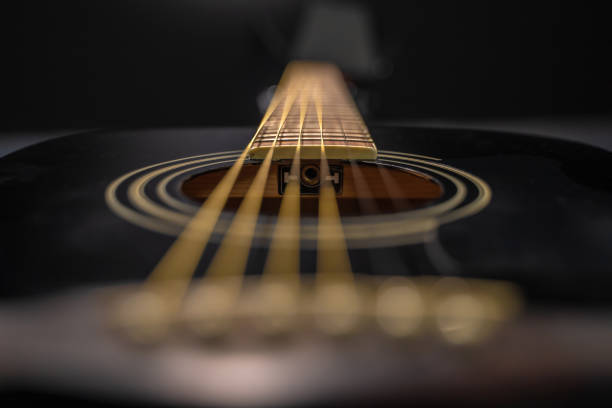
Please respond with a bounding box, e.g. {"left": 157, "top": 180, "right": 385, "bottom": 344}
{"left": 113, "top": 147, "right": 255, "bottom": 341}
{"left": 253, "top": 80, "right": 310, "bottom": 334}
{"left": 142, "top": 89, "right": 287, "bottom": 285}
{"left": 105, "top": 151, "right": 242, "bottom": 236}
{"left": 112, "top": 83, "right": 287, "bottom": 341}
{"left": 329, "top": 67, "right": 377, "bottom": 215}
{"left": 106, "top": 62, "right": 494, "bottom": 342}
{"left": 142, "top": 136, "right": 275, "bottom": 286}
{"left": 312, "top": 80, "right": 362, "bottom": 335}
{"left": 349, "top": 160, "right": 379, "bottom": 214}
{"left": 182, "top": 81, "right": 301, "bottom": 337}
{"left": 126, "top": 154, "right": 239, "bottom": 226}
{"left": 378, "top": 154, "right": 491, "bottom": 224}
{"left": 375, "top": 163, "right": 415, "bottom": 213}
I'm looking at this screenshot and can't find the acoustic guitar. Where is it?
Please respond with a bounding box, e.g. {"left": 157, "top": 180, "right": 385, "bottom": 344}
{"left": 1, "top": 61, "right": 612, "bottom": 406}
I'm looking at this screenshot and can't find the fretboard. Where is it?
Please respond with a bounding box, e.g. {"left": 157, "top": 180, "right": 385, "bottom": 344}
{"left": 249, "top": 61, "right": 377, "bottom": 160}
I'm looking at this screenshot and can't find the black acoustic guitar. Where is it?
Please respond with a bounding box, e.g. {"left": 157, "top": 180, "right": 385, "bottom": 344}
{"left": 1, "top": 61, "right": 612, "bottom": 406}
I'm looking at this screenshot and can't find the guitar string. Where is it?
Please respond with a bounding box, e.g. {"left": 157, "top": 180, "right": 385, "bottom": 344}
{"left": 117, "top": 63, "right": 372, "bottom": 337}
{"left": 260, "top": 79, "right": 309, "bottom": 281}
{"left": 336, "top": 80, "right": 383, "bottom": 285}
{"left": 335, "top": 84, "right": 440, "bottom": 331}
{"left": 114, "top": 83, "right": 287, "bottom": 336}
{"left": 183, "top": 82, "right": 300, "bottom": 335}
{"left": 253, "top": 80, "right": 309, "bottom": 331}
{"left": 333, "top": 96, "right": 386, "bottom": 292}
{"left": 375, "top": 164, "right": 415, "bottom": 212}
{"left": 313, "top": 79, "right": 361, "bottom": 334}
{"left": 329, "top": 72, "right": 378, "bottom": 216}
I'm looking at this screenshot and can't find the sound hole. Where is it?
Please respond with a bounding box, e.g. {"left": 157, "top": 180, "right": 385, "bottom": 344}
{"left": 181, "top": 162, "right": 443, "bottom": 216}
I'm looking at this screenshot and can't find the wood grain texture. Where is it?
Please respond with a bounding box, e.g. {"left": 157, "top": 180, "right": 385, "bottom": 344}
{"left": 181, "top": 163, "right": 443, "bottom": 216}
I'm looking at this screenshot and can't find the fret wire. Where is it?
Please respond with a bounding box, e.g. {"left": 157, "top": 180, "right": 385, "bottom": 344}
{"left": 250, "top": 62, "right": 376, "bottom": 160}
{"left": 256, "top": 135, "right": 372, "bottom": 140}
{"left": 259, "top": 135, "right": 370, "bottom": 138}
{"left": 258, "top": 131, "right": 372, "bottom": 136}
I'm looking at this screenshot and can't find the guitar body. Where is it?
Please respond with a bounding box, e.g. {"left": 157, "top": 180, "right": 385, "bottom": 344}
{"left": 2, "top": 126, "right": 612, "bottom": 299}
{"left": 2, "top": 126, "right": 612, "bottom": 406}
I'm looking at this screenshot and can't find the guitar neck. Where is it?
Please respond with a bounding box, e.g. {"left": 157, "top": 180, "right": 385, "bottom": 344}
{"left": 249, "top": 61, "right": 377, "bottom": 161}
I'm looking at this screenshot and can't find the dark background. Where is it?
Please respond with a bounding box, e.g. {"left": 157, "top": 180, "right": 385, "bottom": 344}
{"left": 2, "top": 0, "right": 611, "bottom": 130}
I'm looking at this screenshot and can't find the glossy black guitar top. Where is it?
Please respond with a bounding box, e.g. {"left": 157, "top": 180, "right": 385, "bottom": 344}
{"left": 2, "top": 126, "right": 612, "bottom": 299}
{"left": 1, "top": 126, "right": 612, "bottom": 406}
